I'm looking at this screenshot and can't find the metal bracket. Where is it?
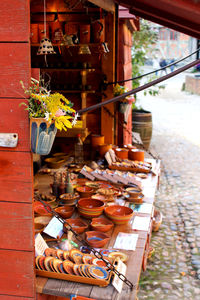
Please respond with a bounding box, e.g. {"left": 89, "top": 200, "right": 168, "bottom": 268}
{"left": 0, "top": 133, "right": 18, "bottom": 148}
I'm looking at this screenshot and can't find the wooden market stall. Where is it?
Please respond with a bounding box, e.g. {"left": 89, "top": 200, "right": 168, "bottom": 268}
{"left": 2, "top": 0, "right": 200, "bottom": 299}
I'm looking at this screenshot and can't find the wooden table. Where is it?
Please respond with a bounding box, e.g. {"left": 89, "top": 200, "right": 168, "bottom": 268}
{"left": 35, "top": 159, "right": 160, "bottom": 300}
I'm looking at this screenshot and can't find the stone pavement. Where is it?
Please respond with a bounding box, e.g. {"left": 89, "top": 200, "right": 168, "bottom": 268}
{"left": 137, "top": 72, "right": 200, "bottom": 299}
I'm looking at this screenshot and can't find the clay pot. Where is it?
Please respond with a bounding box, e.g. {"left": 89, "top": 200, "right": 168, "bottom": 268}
{"left": 63, "top": 218, "right": 88, "bottom": 234}
{"left": 54, "top": 206, "right": 74, "bottom": 218}
{"left": 115, "top": 148, "right": 129, "bottom": 160}
{"left": 91, "top": 134, "right": 104, "bottom": 148}
{"left": 76, "top": 186, "right": 94, "bottom": 198}
{"left": 85, "top": 231, "right": 110, "bottom": 248}
{"left": 104, "top": 205, "right": 134, "bottom": 225}
{"left": 99, "top": 144, "right": 112, "bottom": 157}
{"left": 129, "top": 149, "right": 144, "bottom": 161}
{"left": 77, "top": 198, "right": 104, "bottom": 218}
{"left": 91, "top": 217, "right": 114, "bottom": 232}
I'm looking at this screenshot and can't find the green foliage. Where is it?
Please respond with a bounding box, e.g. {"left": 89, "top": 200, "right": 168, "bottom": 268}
{"left": 132, "top": 20, "right": 164, "bottom": 108}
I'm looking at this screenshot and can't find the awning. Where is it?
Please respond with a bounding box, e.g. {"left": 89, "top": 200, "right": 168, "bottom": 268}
{"left": 115, "top": 0, "right": 200, "bottom": 38}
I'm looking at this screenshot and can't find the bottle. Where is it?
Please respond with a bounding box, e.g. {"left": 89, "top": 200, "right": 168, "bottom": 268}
{"left": 65, "top": 169, "right": 74, "bottom": 194}
{"left": 74, "top": 134, "right": 84, "bottom": 164}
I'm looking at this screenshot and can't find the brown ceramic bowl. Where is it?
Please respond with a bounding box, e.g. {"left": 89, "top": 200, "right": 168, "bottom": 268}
{"left": 128, "top": 149, "right": 144, "bottom": 161}
{"left": 77, "top": 198, "right": 105, "bottom": 218}
{"left": 85, "top": 231, "right": 110, "bottom": 248}
{"left": 63, "top": 218, "right": 88, "bottom": 234}
{"left": 34, "top": 201, "right": 52, "bottom": 216}
{"left": 34, "top": 216, "right": 52, "bottom": 226}
{"left": 55, "top": 206, "right": 75, "bottom": 218}
{"left": 126, "top": 187, "right": 142, "bottom": 198}
{"left": 59, "top": 193, "right": 79, "bottom": 206}
{"left": 91, "top": 217, "right": 114, "bottom": 232}
{"left": 104, "top": 205, "right": 134, "bottom": 225}
{"left": 76, "top": 186, "right": 94, "bottom": 198}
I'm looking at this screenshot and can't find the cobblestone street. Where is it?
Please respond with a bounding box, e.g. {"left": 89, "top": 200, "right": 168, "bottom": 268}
{"left": 137, "top": 71, "right": 200, "bottom": 299}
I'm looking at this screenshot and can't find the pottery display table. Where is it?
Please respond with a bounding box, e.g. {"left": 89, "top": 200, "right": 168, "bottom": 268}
{"left": 35, "top": 159, "right": 160, "bottom": 300}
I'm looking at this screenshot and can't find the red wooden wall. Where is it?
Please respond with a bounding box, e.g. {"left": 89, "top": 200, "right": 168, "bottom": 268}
{"left": 118, "top": 19, "right": 134, "bottom": 146}
{"left": 0, "top": 1, "right": 35, "bottom": 298}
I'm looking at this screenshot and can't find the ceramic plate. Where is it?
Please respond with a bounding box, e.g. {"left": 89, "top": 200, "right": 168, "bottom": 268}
{"left": 38, "top": 256, "right": 46, "bottom": 270}
{"left": 82, "top": 254, "right": 94, "bottom": 264}
{"left": 70, "top": 249, "right": 83, "bottom": 264}
{"left": 58, "top": 263, "right": 68, "bottom": 274}
{"left": 91, "top": 258, "right": 111, "bottom": 269}
{"left": 73, "top": 264, "right": 81, "bottom": 276}
{"left": 56, "top": 249, "right": 64, "bottom": 260}
{"left": 88, "top": 265, "right": 109, "bottom": 280}
{"left": 53, "top": 258, "right": 63, "bottom": 273}
{"left": 44, "top": 257, "right": 54, "bottom": 272}
{"left": 44, "top": 248, "right": 57, "bottom": 257}
{"left": 35, "top": 255, "right": 43, "bottom": 270}
{"left": 63, "top": 250, "right": 70, "bottom": 260}
{"left": 63, "top": 260, "right": 75, "bottom": 274}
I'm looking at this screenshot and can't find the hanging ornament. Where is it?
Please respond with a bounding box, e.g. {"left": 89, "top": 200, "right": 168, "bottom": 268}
{"left": 37, "top": 0, "right": 56, "bottom": 66}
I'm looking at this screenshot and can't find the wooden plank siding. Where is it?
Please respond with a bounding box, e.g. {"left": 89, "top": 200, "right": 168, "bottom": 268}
{"left": 0, "top": 0, "right": 35, "bottom": 298}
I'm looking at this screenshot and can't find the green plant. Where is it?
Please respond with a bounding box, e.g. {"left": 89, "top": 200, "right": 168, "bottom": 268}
{"left": 132, "top": 20, "right": 164, "bottom": 109}
{"left": 20, "top": 78, "right": 78, "bottom": 131}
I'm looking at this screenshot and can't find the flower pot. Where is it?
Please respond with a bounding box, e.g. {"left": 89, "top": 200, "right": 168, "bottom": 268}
{"left": 119, "top": 102, "right": 129, "bottom": 114}
{"left": 30, "top": 118, "right": 57, "bottom": 155}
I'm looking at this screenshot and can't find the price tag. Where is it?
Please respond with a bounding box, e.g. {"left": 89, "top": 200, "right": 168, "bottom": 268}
{"left": 114, "top": 232, "right": 138, "bottom": 251}
{"left": 35, "top": 233, "right": 48, "bottom": 257}
{"left": 43, "top": 216, "right": 63, "bottom": 239}
{"left": 112, "top": 258, "right": 127, "bottom": 293}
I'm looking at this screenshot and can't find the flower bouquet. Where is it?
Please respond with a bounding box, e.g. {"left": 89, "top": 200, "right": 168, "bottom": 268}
{"left": 20, "top": 78, "right": 78, "bottom": 155}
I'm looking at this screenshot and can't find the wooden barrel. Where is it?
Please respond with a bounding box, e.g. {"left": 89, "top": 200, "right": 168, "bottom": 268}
{"left": 132, "top": 110, "right": 152, "bottom": 150}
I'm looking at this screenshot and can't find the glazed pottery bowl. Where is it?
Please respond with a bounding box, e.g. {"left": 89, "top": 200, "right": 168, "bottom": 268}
{"left": 34, "top": 201, "right": 52, "bottom": 216}
{"left": 128, "top": 149, "right": 144, "bottom": 161}
{"left": 125, "top": 187, "right": 143, "bottom": 198}
{"left": 76, "top": 186, "right": 94, "bottom": 198}
{"left": 104, "top": 205, "right": 134, "bottom": 225}
{"left": 91, "top": 217, "right": 114, "bottom": 232}
{"left": 63, "top": 218, "right": 88, "bottom": 234}
{"left": 77, "top": 198, "right": 105, "bottom": 218}
{"left": 59, "top": 193, "right": 79, "bottom": 206}
{"left": 34, "top": 216, "right": 52, "bottom": 226}
{"left": 85, "top": 231, "right": 110, "bottom": 248}
{"left": 54, "top": 206, "right": 75, "bottom": 218}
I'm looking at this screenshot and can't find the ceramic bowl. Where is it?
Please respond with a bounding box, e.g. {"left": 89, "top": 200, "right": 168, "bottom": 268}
{"left": 34, "top": 201, "right": 52, "bottom": 216}
{"left": 125, "top": 187, "right": 143, "bottom": 198}
{"left": 104, "top": 205, "right": 134, "bottom": 225}
{"left": 128, "top": 149, "right": 144, "bottom": 161}
{"left": 115, "top": 148, "right": 129, "bottom": 159}
{"left": 59, "top": 193, "right": 79, "bottom": 206}
{"left": 63, "top": 218, "right": 88, "bottom": 234}
{"left": 77, "top": 198, "right": 105, "bottom": 218}
{"left": 91, "top": 217, "right": 114, "bottom": 232}
{"left": 76, "top": 186, "right": 94, "bottom": 198}
{"left": 34, "top": 216, "right": 52, "bottom": 226}
{"left": 85, "top": 231, "right": 110, "bottom": 248}
{"left": 54, "top": 206, "right": 75, "bottom": 218}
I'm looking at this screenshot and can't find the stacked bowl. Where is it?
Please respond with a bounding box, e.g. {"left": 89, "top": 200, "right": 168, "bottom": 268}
{"left": 77, "top": 198, "right": 105, "bottom": 219}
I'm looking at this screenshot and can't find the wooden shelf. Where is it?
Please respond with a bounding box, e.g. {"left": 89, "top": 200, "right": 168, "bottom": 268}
{"left": 52, "top": 90, "right": 95, "bottom": 94}
{"left": 31, "top": 43, "right": 101, "bottom": 47}
{"left": 40, "top": 68, "right": 95, "bottom": 72}
{"left": 56, "top": 127, "right": 90, "bottom": 139}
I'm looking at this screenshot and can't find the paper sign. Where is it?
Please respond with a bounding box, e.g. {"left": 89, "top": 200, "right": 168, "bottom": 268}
{"left": 112, "top": 258, "right": 127, "bottom": 293}
{"left": 133, "top": 203, "right": 153, "bottom": 214}
{"left": 43, "top": 216, "right": 63, "bottom": 239}
{"left": 132, "top": 216, "right": 151, "bottom": 231}
{"left": 35, "top": 233, "right": 49, "bottom": 257}
{"left": 114, "top": 232, "right": 138, "bottom": 251}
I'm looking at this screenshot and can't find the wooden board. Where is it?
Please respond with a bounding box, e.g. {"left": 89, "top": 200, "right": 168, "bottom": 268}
{"left": 0, "top": 249, "right": 35, "bottom": 298}
{"left": 0, "top": 99, "right": 30, "bottom": 152}
{"left": 0, "top": 202, "right": 34, "bottom": 251}
{"left": 0, "top": 296, "right": 34, "bottom": 299}
{"left": 0, "top": 43, "right": 30, "bottom": 98}
{"left": 0, "top": 0, "right": 30, "bottom": 42}
{"left": 0, "top": 151, "right": 33, "bottom": 203}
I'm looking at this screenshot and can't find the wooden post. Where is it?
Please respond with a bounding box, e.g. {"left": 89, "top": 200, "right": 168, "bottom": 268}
{"left": 0, "top": 0, "right": 35, "bottom": 298}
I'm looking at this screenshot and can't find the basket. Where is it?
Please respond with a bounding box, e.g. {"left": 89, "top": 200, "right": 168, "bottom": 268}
{"left": 152, "top": 209, "right": 163, "bottom": 232}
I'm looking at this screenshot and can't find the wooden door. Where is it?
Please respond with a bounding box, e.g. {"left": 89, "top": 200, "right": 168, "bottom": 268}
{"left": 0, "top": 1, "right": 35, "bottom": 298}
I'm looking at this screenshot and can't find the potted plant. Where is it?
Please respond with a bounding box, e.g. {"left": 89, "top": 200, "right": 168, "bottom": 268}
{"left": 113, "top": 84, "right": 135, "bottom": 114}
{"left": 20, "top": 78, "right": 77, "bottom": 155}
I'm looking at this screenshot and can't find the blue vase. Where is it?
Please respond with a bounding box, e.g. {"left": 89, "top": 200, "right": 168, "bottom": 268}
{"left": 30, "top": 118, "right": 57, "bottom": 155}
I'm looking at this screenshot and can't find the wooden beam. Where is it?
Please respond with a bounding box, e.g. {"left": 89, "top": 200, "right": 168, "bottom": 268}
{"left": 88, "top": 0, "right": 115, "bottom": 12}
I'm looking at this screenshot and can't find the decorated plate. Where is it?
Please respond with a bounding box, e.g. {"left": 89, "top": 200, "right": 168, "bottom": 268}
{"left": 69, "top": 249, "right": 84, "bottom": 264}
{"left": 56, "top": 249, "right": 64, "bottom": 260}
{"left": 108, "top": 251, "right": 128, "bottom": 262}
{"left": 73, "top": 264, "right": 81, "bottom": 276}
{"left": 91, "top": 257, "right": 111, "bottom": 269}
{"left": 63, "top": 260, "right": 75, "bottom": 274}
{"left": 35, "top": 255, "right": 43, "bottom": 270}
{"left": 38, "top": 256, "right": 46, "bottom": 270}
{"left": 44, "top": 256, "right": 54, "bottom": 272}
{"left": 49, "top": 259, "right": 57, "bottom": 272}
{"left": 88, "top": 265, "right": 109, "bottom": 280}
{"left": 63, "top": 250, "right": 70, "bottom": 260}
{"left": 82, "top": 254, "right": 94, "bottom": 264}
{"left": 44, "top": 248, "right": 57, "bottom": 257}
{"left": 58, "top": 263, "right": 67, "bottom": 274}
{"left": 53, "top": 258, "right": 63, "bottom": 273}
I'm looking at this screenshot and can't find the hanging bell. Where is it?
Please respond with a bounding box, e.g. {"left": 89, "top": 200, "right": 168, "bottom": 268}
{"left": 37, "top": 38, "right": 56, "bottom": 55}
{"left": 78, "top": 44, "right": 91, "bottom": 55}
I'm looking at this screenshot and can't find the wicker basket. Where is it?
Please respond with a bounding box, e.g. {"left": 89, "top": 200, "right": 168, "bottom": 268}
{"left": 152, "top": 209, "right": 163, "bottom": 232}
